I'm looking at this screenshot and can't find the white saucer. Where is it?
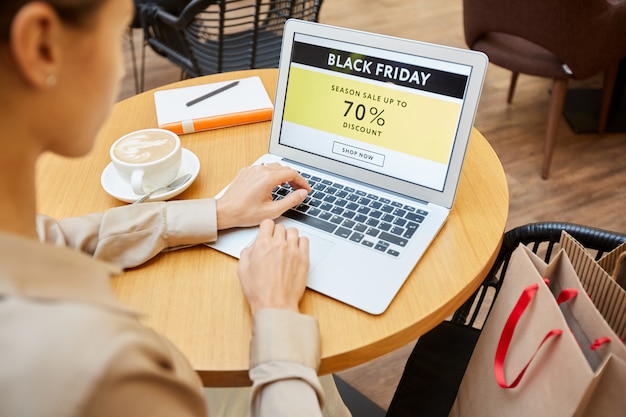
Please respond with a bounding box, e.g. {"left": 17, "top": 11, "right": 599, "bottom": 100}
{"left": 101, "top": 148, "right": 200, "bottom": 203}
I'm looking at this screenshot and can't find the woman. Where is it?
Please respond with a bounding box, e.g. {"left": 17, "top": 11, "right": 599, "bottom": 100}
{"left": 0, "top": 1, "right": 350, "bottom": 416}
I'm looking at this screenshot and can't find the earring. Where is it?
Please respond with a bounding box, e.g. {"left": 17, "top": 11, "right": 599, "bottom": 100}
{"left": 45, "top": 75, "right": 57, "bottom": 87}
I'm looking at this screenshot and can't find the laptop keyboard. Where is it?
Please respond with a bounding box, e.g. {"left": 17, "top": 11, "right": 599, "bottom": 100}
{"left": 271, "top": 171, "right": 429, "bottom": 257}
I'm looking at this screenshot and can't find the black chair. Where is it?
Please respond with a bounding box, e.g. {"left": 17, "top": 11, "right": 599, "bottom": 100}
{"left": 136, "top": 0, "right": 323, "bottom": 79}
{"left": 127, "top": 4, "right": 144, "bottom": 94}
{"left": 127, "top": 0, "right": 188, "bottom": 93}
{"left": 385, "top": 222, "right": 626, "bottom": 417}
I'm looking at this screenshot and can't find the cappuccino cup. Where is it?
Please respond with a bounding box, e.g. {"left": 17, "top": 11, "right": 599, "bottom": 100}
{"left": 110, "top": 128, "right": 182, "bottom": 195}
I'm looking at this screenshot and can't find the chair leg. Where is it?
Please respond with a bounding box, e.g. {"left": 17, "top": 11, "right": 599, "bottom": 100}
{"left": 507, "top": 72, "right": 519, "bottom": 104}
{"left": 139, "top": 37, "right": 146, "bottom": 93}
{"left": 127, "top": 27, "right": 147, "bottom": 94}
{"left": 598, "top": 63, "right": 619, "bottom": 135}
{"left": 542, "top": 78, "right": 569, "bottom": 179}
{"left": 128, "top": 27, "right": 141, "bottom": 95}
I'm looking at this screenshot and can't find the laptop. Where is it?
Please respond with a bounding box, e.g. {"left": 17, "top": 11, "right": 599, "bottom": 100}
{"left": 208, "top": 20, "right": 488, "bottom": 314}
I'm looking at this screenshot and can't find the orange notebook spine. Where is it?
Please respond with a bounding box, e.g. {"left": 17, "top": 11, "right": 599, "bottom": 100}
{"left": 160, "top": 108, "right": 273, "bottom": 135}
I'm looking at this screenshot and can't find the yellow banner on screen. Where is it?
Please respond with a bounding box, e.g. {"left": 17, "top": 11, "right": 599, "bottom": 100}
{"left": 283, "top": 67, "right": 461, "bottom": 164}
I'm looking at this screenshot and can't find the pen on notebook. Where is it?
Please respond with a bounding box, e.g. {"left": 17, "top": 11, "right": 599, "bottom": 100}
{"left": 185, "top": 80, "right": 240, "bottom": 107}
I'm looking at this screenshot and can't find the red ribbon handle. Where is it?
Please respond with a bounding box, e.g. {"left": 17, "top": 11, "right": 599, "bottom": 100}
{"left": 494, "top": 283, "right": 563, "bottom": 389}
{"left": 556, "top": 288, "right": 578, "bottom": 304}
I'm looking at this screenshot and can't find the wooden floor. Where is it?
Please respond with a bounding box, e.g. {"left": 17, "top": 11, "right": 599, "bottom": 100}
{"left": 119, "top": 0, "right": 626, "bottom": 410}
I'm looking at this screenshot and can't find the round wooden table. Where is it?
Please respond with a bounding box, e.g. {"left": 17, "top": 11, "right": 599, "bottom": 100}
{"left": 36, "top": 68, "right": 509, "bottom": 386}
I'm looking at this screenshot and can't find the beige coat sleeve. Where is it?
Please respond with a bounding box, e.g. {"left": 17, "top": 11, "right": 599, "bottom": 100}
{"left": 81, "top": 309, "right": 325, "bottom": 417}
{"left": 33, "top": 201, "right": 326, "bottom": 417}
{"left": 36, "top": 199, "right": 218, "bottom": 269}
{"left": 249, "top": 309, "right": 325, "bottom": 417}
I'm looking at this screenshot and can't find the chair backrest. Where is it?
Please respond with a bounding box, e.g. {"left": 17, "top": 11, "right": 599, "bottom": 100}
{"left": 139, "top": 0, "right": 324, "bottom": 77}
{"left": 463, "top": 0, "right": 626, "bottom": 79}
{"left": 453, "top": 222, "right": 626, "bottom": 327}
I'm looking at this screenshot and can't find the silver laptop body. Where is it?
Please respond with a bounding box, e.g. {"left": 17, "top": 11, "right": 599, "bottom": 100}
{"left": 208, "top": 20, "right": 488, "bottom": 314}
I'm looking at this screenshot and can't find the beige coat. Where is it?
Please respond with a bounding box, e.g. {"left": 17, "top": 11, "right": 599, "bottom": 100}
{"left": 0, "top": 199, "right": 324, "bottom": 417}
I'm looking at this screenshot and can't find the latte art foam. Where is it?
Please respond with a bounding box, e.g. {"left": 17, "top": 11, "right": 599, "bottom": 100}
{"left": 113, "top": 133, "right": 176, "bottom": 163}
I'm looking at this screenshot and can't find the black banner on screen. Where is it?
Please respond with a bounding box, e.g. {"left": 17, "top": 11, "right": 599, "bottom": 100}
{"left": 291, "top": 41, "right": 468, "bottom": 99}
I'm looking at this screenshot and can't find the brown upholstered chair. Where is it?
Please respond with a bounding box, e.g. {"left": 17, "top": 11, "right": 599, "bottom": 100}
{"left": 463, "top": 0, "right": 626, "bottom": 178}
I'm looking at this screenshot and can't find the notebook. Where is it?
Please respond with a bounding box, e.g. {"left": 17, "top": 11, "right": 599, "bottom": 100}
{"left": 208, "top": 20, "right": 488, "bottom": 314}
{"left": 154, "top": 76, "right": 273, "bottom": 135}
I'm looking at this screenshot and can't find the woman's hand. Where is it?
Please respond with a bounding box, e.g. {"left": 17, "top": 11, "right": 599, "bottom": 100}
{"left": 216, "top": 163, "right": 311, "bottom": 230}
{"left": 238, "top": 219, "right": 310, "bottom": 314}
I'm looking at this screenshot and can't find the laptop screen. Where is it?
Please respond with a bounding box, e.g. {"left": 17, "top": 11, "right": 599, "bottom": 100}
{"left": 278, "top": 33, "right": 473, "bottom": 193}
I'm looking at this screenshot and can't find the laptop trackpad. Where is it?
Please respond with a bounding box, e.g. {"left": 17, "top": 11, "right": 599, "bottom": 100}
{"left": 299, "top": 231, "right": 335, "bottom": 272}
{"left": 209, "top": 224, "right": 334, "bottom": 272}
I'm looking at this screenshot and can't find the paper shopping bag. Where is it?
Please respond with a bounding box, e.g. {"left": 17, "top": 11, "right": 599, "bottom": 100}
{"left": 449, "top": 245, "right": 626, "bottom": 417}
{"left": 559, "top": 231, "right": 626, "bottom": 339}
{"left": 543, "top": 243, "right": 626, "bottom": 416}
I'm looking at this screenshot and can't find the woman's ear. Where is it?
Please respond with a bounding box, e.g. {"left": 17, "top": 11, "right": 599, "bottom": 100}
{"left": 9, "top": 2, "right": 63, "bottom": 88}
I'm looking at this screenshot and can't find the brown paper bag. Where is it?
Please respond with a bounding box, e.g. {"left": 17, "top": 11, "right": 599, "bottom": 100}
{"left": 612, "top": 252, "right": 626, "bottom": 289}
{"left": 559, "top": 231, "right": 626, "bottom": 339}
{"left": 449, "top": 245, "right": 626, "bottom": 417}
{"left": 544, "top": 243, "right": 626, "bottom": 416}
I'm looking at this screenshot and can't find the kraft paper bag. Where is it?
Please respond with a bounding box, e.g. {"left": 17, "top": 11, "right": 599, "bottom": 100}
{"left": 449, "top": 245, "right": 626, "bottom": 417}
{"left": 559, "top": 231, "right": 626, "bottom": 339}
